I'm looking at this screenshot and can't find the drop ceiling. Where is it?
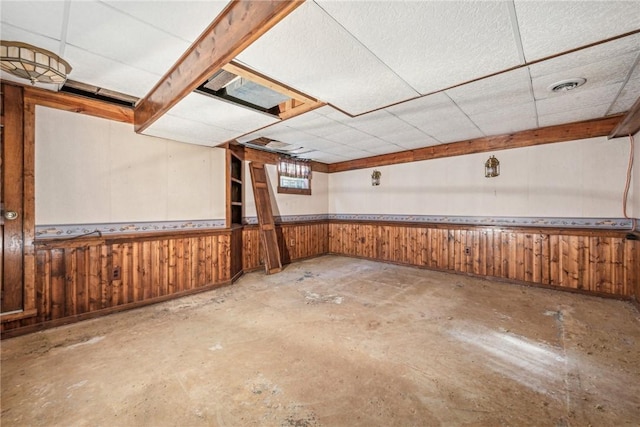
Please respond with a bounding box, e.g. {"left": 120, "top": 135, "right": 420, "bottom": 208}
{"left": 1, "top": 1, "right": 639, "bottom": 164}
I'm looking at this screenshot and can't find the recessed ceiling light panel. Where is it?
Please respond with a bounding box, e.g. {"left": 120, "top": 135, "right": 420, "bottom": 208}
{"left": 548, "top": 78, "right": 586, "bottom": 93}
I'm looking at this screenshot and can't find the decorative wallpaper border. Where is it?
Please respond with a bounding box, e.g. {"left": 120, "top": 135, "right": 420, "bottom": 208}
{"left": 244, "top": 214, "right": 635, "bottom": 230}
{"left": 36, "top": 215, "right": 636, "bottom": 238}
{"left": 243, "top": 214, "right": 329, "bottom": 225}
{"left": 36, "top": 219, "right": 226, "bottom": 238}
{"left": 326, "top": 214, "right": 635, "bottom": 230}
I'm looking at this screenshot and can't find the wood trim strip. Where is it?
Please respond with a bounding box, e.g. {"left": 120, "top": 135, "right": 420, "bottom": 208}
{"left": 0, "top": 308, "right": 37, "bottom": 323}
{"left": 327, "top": 219, "right": 635, "bottom": 238}
{"left": 223, "top": 60, "right": 317, "bottom": 104}
{"left": 243, "top": 146, "right": 329, "bottom": 173}
{"left": 23, "top": 86, "right": 133, "bottom": 123}
{"left": 35, "top": 228, "right": 232, "bottom": 249}
{"left": 134, "top": 0, "right": 304, "bottom": 133}
{"left": 609, "top": 95, "right": 640, "bottom": 138}
{"left": 0, "top": 280, "right": 232, "bottom": 339}
{"left": 328, "top": 115, "right": 624, "bottom": 173}
{"left": 23, "top": 96, "right": 36, "bottom": 313}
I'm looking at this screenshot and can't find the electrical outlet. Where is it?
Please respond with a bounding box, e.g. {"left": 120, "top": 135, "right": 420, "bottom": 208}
{"left": 112, "top": 266, "right": 121, "bottom": 280}
{"left": 290, "top": 238, "right": 295, "bottom": 246}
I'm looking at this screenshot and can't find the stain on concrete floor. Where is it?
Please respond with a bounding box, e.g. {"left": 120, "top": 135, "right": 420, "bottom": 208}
{"left": 2, "top": 255, "right": 639, "bottom": 426}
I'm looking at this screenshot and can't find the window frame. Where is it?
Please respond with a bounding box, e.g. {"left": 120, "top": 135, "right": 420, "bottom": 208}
{"left": 277, "top": 157, "right": 312, "bottom": 195}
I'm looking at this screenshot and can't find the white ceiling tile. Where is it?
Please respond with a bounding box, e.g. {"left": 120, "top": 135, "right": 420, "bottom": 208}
{"left": 365, "top": 144, "right": 405, "bottom": 155}
{"left": 63, "top": 45, "right": 160, "bottom": 98}
{"left": 531, "top": 51, "right": 637, "bottom": 101}
{"left": 446, "top": 68, "right": 534, "bottom": 116}
{"left": 536, "top": 84, "right": 622, "bottom": 117}
{"left": 103, "top": 1, "right": 228, "bottom": 43}
{"left": 297, "top": 139, "right": 344, "bottom": 152}
{"left": 144, "top": 114, "right": 237, "bottom": 147}
{"left": 529, "top": 33, "right": 640, "bottom": 78}
{"left": 394, "top": 139, "right": 440, "bottom": 150}
{"left": 306, "top": 153, "right": 349, "bottom": 164}
{"left": 0, "top": 1, "right": 66, "bottom": 40}
{"left": 237, "top": 1, "right": 419, "bottom": 115}
{"left": 514, "top": 1, "right": 640, "bottom": 61}
{"left": 166, "top": 93, "right": 279, "bottom": 134}
{"left": 380, "top": 128, "right": 439, "bottom": 148}
{"left": 324, "top": 128, "right": 378, "bottom": 145}
{"left": 386, "top": 92, "right": 483, "bottom": 141}
{"left": 538, "top": 104, "right": 612, "bottom": 128}
{"left": 0, "top": 22, "right": 62, "bottom": 55}
{"left": 609, "top": 76, "right": 640, "bottom": 115}
{"left": 284, "top": 114, "right": 351, "bottom": 138}
{"left": 346, "top": 138, "right": 390, "bottom": 150}
{"left": 430, "top": 127, "right": 485, "bottom": 144}
{"left": 346, "top": 110, "right": 418, "bottom": 138}
{"left": 317, "top": 0, "right": 521, "bottom": 95}
{"left": 323, "top": 146, "right": 370, "bottom": 159}
{"left": 66, "top": 1, "right": 190, "bottom": 75}
{"left": 469, "top": 103, "right": 538, "bottom": 136}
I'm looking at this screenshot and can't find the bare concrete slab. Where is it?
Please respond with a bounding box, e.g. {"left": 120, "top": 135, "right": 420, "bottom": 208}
{"left": 2, "top": 255, "right": 639, "bottom": 426}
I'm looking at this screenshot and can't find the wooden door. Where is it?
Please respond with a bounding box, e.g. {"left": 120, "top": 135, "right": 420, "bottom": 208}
{"left": 1, "top": 84, "right": 25, "bottom": 313}
{"left": 248, "top": 162, "right": 282, "bottom": 275}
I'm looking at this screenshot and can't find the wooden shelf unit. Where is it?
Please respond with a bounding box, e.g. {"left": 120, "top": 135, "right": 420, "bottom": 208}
{"left": 228, "top": 149, "right": 244, "bottom": 227}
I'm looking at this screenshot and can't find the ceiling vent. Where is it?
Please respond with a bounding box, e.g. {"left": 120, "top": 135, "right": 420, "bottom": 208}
{"left": 548, "top": 78, "right": 586, "bottom": 93}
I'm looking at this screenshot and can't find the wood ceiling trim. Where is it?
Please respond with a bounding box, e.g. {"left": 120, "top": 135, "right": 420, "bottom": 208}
{"left": 609, "top": 96, "right": 640, "bottom": 138}
{"left": 223, "top": 61, "right": 317, "bottom": 104}
{"left": 134, "top": 0, "right": 304, "bottom": 133}
{"left": 244, "top": 146, "right": 329, "bottom": 173}
{"left": 328, "top": 115, "right": 624, "bottom": 173}
{"left": 23, "top": 86, "right": 133, "bottom": 124}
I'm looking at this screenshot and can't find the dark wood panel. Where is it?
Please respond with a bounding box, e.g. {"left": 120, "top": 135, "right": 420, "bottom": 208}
{"left": 243, "top": 222, "right": 328, "bottom": 271}
{"left": 1, "top": 231, "right": 232, "bottom": 336}
{"left": 328, "top": 222, "right": 637, "bottom": 298}
{"left": 1, "top": 84, "right": 25, "bottom": 312}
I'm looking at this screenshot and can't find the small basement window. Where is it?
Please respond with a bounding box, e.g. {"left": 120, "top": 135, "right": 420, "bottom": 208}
{"left": 278, "top": 157, "right": 311, "bottom": 195}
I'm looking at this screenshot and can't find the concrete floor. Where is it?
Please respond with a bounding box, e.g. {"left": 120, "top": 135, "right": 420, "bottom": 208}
{"left": 2, "top": 255, "right": 639, "bottom": 426}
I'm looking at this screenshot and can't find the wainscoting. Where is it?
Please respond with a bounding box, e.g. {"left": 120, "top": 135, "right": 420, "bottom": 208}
{"left": 1, "top": 230, "right": 233, "bottom": 337}
{"left": 2, "top": 219, "right": 638, "bottom": 337}
{"left": 328, "top": 222, "right": 639, "bottom": 298}
{"left": 242, "top": 222, "right": 329, "bottom": 271}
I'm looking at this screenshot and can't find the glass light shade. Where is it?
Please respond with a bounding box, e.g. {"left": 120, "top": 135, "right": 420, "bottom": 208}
{"left": 0, "top": 41, "right": 71, "bottom": 85}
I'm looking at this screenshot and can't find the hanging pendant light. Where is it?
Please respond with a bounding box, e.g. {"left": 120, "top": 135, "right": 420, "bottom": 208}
{"left": 1, "top": 41, "right": 72, "bottom": 85}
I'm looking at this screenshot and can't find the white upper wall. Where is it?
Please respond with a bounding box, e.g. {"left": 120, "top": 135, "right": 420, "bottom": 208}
{"left": 34, "top": 105, "right": 636, "bottom": 225}
{"left": 329, "top": 136, "right": 635, "bottom": 218}
{"left": 35, "top": 106, "right": 226, "bottom": 225}
{"left": 243, "top": 163, "right": 329, "bottom": 218}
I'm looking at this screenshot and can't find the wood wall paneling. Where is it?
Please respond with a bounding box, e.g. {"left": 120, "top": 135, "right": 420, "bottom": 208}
{"left": 327, "top": 222, "right": 638, "bottom": 299}
{"left": 1, "top": 231, "right": 232, "bottom": 337}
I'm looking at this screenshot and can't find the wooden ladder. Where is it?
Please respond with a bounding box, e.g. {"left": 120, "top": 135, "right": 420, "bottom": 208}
{"left": 248, "top": 162, "right": 282, "bottom": 275}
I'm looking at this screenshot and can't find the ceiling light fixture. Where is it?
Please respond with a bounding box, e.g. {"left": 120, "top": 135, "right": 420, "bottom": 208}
{"left": 371, "top": 170, "right": 381, "bottom": 186}
{"left": 548, "top": 78, "right": 586, "bottom": 93}
{"left": 485, "top": 155, "right": 500, "bottom": 178}
{"left": 0, "top": 41, "right": 71, "bottom": 85}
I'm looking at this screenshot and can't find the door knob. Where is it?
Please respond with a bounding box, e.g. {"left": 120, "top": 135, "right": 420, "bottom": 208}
{"left": 3, "top": 210, "right": 18, "bottom": 220}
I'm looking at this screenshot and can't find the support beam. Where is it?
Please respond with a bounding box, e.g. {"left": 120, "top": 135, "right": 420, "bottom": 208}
{"left": 24, "top": 86, "right": 133, "bottom": 123}
{"left": 329, "top": 115, "right": 624, "bottom": 173}
{"left": 609, "top": 96, "right": 640, "bottom": 138}
{"left": 134, "top": 0, "right": 304, "bottom": 133}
